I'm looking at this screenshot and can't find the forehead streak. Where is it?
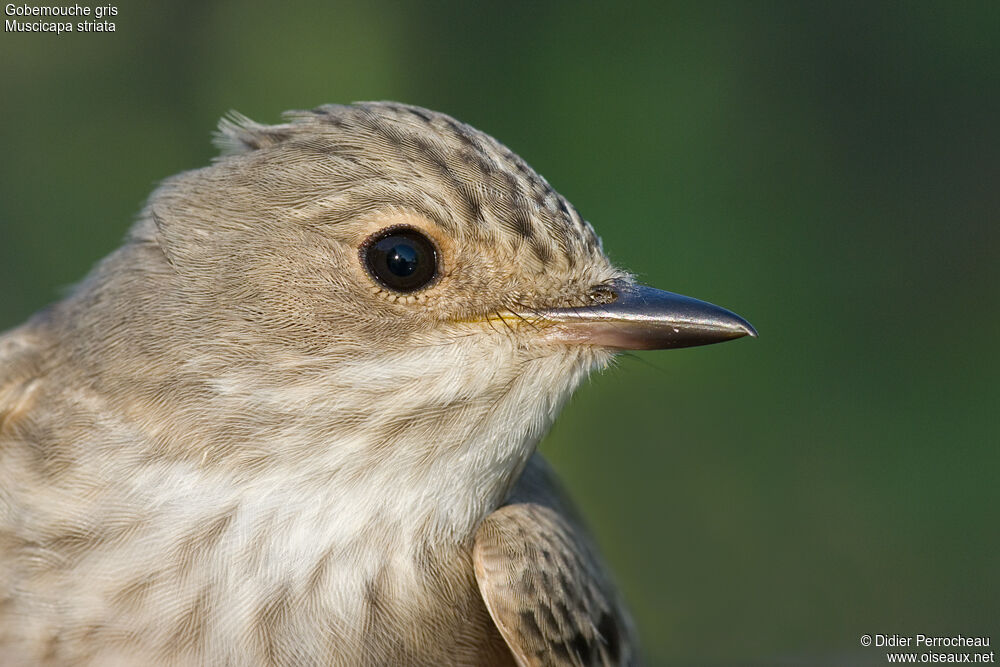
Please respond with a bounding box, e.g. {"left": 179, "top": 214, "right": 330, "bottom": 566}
{"left": 301, "top": 103, "right": 603, "bottom": 271}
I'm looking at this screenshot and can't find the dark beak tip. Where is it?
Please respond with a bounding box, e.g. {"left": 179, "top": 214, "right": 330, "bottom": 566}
{"left": 600, "top": 282, "right": 758, "bottom": 350}
{"left": 736, "top": 319, "right": 758, "bottom": 339}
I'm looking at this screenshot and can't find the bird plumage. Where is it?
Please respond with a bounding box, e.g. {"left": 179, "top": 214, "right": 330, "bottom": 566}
{"left": 0, "top": 103, "right": 642, "bottom": 665}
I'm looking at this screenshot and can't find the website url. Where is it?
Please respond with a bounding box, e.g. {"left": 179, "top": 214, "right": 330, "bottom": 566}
{"left": 886, "top": 652, "right": 995, "bottom": 663}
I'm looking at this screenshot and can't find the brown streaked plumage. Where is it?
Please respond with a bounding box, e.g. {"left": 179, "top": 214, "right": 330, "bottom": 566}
{"left": 0, "top": 102, "right": 754, "bottom": 666}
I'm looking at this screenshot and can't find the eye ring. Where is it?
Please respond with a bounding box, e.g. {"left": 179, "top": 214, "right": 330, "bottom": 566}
{"left": 360, "top": 225, "right": 440, "bottom": 293}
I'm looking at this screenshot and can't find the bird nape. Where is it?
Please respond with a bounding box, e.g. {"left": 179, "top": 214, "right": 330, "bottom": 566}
{"left": 0, "top": 102, "right": 754, "bottom": 666}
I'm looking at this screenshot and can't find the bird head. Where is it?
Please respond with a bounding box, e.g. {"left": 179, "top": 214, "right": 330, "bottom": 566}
{"left": 147, "top": 102, "right": 752, "bottom": 361}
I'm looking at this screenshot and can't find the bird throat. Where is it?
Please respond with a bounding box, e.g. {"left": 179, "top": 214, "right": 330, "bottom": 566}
{"left": 135, "top": 335, "right": 604, "bottom": 546}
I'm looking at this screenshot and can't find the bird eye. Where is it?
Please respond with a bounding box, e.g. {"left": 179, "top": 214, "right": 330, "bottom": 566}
{"left": 361, "top": 226, "right": 439, "bottom": 293}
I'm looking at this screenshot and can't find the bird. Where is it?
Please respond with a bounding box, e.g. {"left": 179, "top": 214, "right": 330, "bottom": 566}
{"left": 0, "top": 102, "right": 755, "bottom": 666}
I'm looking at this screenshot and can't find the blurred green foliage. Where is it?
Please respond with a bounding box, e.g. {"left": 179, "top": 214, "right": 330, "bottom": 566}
{"left": 2, "top": 2, "right": 997, "bottom": 664}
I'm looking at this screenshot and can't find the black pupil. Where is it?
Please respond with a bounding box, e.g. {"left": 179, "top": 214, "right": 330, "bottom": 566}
{"left": 365, "top": 228, "right": 437, "bottom": 292}
{"left": 385, "top": 243, "right": 418, "bottom": 277}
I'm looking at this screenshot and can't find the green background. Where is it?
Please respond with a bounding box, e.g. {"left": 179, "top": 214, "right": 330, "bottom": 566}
{"left": 2, "top": 2, "right": 997, "bottom": 664}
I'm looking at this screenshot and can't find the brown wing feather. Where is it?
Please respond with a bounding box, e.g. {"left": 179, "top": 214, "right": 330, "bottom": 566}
{"left": 473, "top": 498, "right": 638, "bottom": 666}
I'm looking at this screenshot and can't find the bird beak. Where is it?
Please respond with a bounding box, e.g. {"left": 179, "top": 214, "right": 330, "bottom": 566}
{"left": 534, "top": 279, "right": 757, "bottom": 351}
